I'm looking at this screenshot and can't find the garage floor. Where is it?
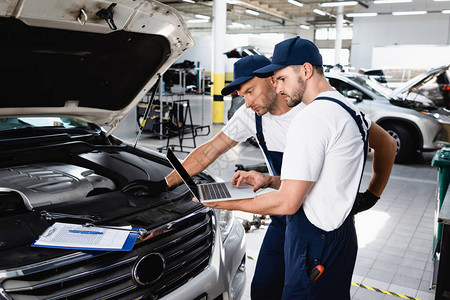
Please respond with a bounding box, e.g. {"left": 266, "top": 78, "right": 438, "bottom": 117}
{"left": 116, "top": 95, "right": 438, "bottom": 300}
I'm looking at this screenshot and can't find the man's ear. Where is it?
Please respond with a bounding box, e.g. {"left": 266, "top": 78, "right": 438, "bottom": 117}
{"left": 303, "top": 63, "right": 314, "bottom": 79}
{"left": 269, "top": 76, "right": 277, "bottom": 87}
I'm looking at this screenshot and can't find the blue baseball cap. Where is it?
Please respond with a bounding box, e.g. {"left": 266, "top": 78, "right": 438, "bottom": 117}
{"left": 221, "top": 55, "right": 271, "bottom": 96}
{"left": 254, "top": 37, "right": 322, "bottom": 77}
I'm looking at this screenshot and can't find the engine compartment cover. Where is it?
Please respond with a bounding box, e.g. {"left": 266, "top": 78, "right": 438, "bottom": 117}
{"left": 0, "top": 163, "right": 116, "bottom": 209}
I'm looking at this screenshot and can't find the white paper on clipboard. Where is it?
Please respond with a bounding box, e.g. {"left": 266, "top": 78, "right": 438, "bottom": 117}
{"left": 32, "top": 222, "right": 137, "bottom": 251}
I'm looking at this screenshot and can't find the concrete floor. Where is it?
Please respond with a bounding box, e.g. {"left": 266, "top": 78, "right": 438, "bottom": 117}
{"left": 116, "top": 95, "right": 439, "bottom": 300}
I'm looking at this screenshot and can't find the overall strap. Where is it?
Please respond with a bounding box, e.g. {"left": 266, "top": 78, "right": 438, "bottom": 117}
{"left": 314, "top": 96, "right": 369, "bottom": 192}
{"left": 255, "top": 113, "right": 282, "bottom": 176}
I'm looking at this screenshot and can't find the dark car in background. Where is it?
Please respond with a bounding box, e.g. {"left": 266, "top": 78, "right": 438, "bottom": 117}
{"left": 224, "top": 46, "right": 263, "bottom": 59}
{"left": 0, "top": 1, "right": 246, "bottom": 299}
{"left": 358, "top": 68, "right": 388, "bottom": 84}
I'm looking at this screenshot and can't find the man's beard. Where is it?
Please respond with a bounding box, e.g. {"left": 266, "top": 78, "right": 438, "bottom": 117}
{"left": 286, "top": 76, "right": 305, "bottom": 107}
{"left": 258, "top": 82, "right": 278, "bottom": 115}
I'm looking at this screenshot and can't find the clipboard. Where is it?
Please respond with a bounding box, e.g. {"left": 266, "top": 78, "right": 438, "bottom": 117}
{"left": 32, "top": 222, "right": 141, "bottom": 251}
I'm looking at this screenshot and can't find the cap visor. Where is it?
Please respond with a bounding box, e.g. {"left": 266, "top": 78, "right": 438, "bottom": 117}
{"left": 221, "top": 75, "right": 254, "bottom": 96}
{"left": 254, "top": 64, "right": 286, "bottom": 78}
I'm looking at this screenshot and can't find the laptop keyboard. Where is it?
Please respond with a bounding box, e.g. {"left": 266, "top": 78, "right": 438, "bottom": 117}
{"left": 202, "top": 182, "right": 231, "bottom": 200}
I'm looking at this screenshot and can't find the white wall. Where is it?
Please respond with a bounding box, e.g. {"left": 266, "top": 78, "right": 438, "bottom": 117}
{"left": 351, "top": 13, "right": 450, "bottom": 70}
{"left": 372, "top": 45, "right": 450, "bottom": 69}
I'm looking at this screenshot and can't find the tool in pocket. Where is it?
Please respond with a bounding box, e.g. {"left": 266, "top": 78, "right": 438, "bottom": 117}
{"left": 309, "top": 264, "right": 324, "bottom": 282}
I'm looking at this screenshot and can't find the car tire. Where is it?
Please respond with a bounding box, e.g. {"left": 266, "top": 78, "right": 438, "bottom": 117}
{"left": 383, "top": 124, "right": 416, "bottom": 163}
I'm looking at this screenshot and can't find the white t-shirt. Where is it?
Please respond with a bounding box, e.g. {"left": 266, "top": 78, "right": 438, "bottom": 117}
{"left": 222, "top": 103, "right": 305, "bottom": 174}
{"left": 281, "top": 91, "right": 371, "bottom": 231}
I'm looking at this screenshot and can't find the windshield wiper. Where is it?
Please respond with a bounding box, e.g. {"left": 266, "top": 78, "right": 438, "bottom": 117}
{"left": 41, "top": 210, "right": 100, "bottom": 223}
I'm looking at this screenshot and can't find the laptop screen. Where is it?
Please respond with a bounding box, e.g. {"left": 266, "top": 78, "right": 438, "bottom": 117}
{"left": 166, "top": 148, "right": 200, "bottom": 199}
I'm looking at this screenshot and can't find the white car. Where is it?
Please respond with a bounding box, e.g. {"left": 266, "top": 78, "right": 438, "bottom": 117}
{"left": 0, "top": 1, "right": 246, "bottom": 300}
{"left": 326, "top": 66, "right": 450, "bottom": 163}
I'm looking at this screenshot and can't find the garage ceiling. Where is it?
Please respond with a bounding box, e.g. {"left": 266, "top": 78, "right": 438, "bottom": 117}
{"left": 160, "top": 0, "right": 450, "bottom": 34}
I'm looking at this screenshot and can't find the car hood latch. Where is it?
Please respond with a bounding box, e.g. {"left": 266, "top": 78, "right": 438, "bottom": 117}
{"left": 96, "top": 3, "right": 118, "bottom": 30}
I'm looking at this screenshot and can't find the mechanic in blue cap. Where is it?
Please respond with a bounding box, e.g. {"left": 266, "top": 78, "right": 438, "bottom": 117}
{"left": 199, "top": 37, "right": 397, "bottom": 299}
{"left": 166, "top": 55, "right": 304, "bottom": 299}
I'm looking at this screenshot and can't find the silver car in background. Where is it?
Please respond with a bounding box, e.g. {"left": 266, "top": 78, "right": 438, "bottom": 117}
{"left": 326, "top": 67, "right": 450, "bottom": 163}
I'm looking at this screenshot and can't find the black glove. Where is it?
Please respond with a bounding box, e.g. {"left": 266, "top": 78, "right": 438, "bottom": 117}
{"left": 121, "top": 179, "right": 168, "bottom": 196}
{"left": 353, "top": 190, "right": 380, "bottom": 215}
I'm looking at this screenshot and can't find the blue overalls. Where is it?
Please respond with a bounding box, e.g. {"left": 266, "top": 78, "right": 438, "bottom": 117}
{"left": 282, "top": 96, "right": 369, "bottom": 300}
{"left": 250, "top": 113, "right": 286, "bottom": 300}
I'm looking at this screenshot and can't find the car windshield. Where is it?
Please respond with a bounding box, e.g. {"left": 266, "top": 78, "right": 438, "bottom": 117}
{"left": 348, "top": 75, "right": 393, "bottom": 98}
{"left": 242, "top": 48, "right": 263, "bottom": 56}
{"left": 0, "top": 117, "right": 89, "bottom": 131}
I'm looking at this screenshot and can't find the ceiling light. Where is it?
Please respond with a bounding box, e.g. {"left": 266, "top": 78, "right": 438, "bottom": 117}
{"left": 187, "top": 19, "right": 209, "bottom": 23}
{"left": 346, "top": 12, "right": 378, "bottom": 17}
{"left": 313, "top": 9, "right": 327, "bottom": 16}
{"left": 245, "top": 9, "right": 260, "bottom": 16}
{"left": 228, "top": 22, "right": 252, "bottom": 28}
{"left": 320, "top": 1, "right": 357, "bottom": 7}
{"left": 182, "top": 0, "right": 195, "bottom": 3}
{"left": 443, "top": 9, "right": 450, "bottom": 13}
{"left": 195, "top": 14, "right": 210, "bottom": 19}
{"left": 392, "top": 10, "right": 427, "bottom": 15}
{"left": 300, "top": 24, "right": 310, "bottom": 29}
{"left": 288, "top": 0, "right": 304, "bottom": 7}
{"left": 374, "top": 0, "right": 412, "bottom": 3}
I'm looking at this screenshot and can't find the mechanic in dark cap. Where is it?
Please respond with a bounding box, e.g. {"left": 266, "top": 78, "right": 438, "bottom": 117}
{"left": 168, "top": 55, "right": 303, "bottom": 300}
{"left": 200, "top": 37, "right": 396, "bottom": 299}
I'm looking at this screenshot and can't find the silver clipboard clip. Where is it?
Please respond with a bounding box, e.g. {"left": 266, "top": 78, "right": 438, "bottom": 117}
{"left": 83, "top": 223, "right": 147, "bottom": 237}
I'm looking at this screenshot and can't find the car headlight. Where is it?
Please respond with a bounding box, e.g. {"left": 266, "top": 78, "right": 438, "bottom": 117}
{"left": 214, "top": 209, "right": 235, "bottom": 242}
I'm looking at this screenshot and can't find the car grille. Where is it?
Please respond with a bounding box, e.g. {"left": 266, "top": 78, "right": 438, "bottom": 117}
{"left": 1, "top": 209, "right": 213, "bottom": 300}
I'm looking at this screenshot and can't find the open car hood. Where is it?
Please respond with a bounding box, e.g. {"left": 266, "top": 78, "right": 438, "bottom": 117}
{"left": 0, "top": 0, "right": 194, "bottom": 134}
{"left": 390, "top": 64, "right": 450, "bottom": 102}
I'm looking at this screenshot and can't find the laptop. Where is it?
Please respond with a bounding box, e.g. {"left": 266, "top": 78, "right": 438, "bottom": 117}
{"left": 166, "top": 148, "right": 256, "bottom": 203}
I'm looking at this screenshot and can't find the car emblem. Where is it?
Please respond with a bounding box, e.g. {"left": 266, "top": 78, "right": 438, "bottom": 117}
{"left": 132, "top": 253, "right": 166, "bottom": 285}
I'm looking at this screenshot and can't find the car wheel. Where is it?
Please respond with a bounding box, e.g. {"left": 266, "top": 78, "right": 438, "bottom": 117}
{"left": 383, "top": 124, "right": 416, "bottom": 163}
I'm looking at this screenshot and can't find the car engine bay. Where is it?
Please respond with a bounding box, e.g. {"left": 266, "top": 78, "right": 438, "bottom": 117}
{"left": 0, "top": 138, "right": 210, "bottom": 270}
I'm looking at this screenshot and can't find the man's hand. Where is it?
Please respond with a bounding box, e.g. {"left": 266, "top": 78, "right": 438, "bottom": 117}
{"left": 353, "top": 190, "right": 380, "bottom": 214}
{"left": 231, "top": 170, "right": 272, "bottom": 192}
{"left": 193, "top": 196, "right": 221, "bottom": 209}
{"left": 121, "top": 179, "right": 168, "bottom": 196}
